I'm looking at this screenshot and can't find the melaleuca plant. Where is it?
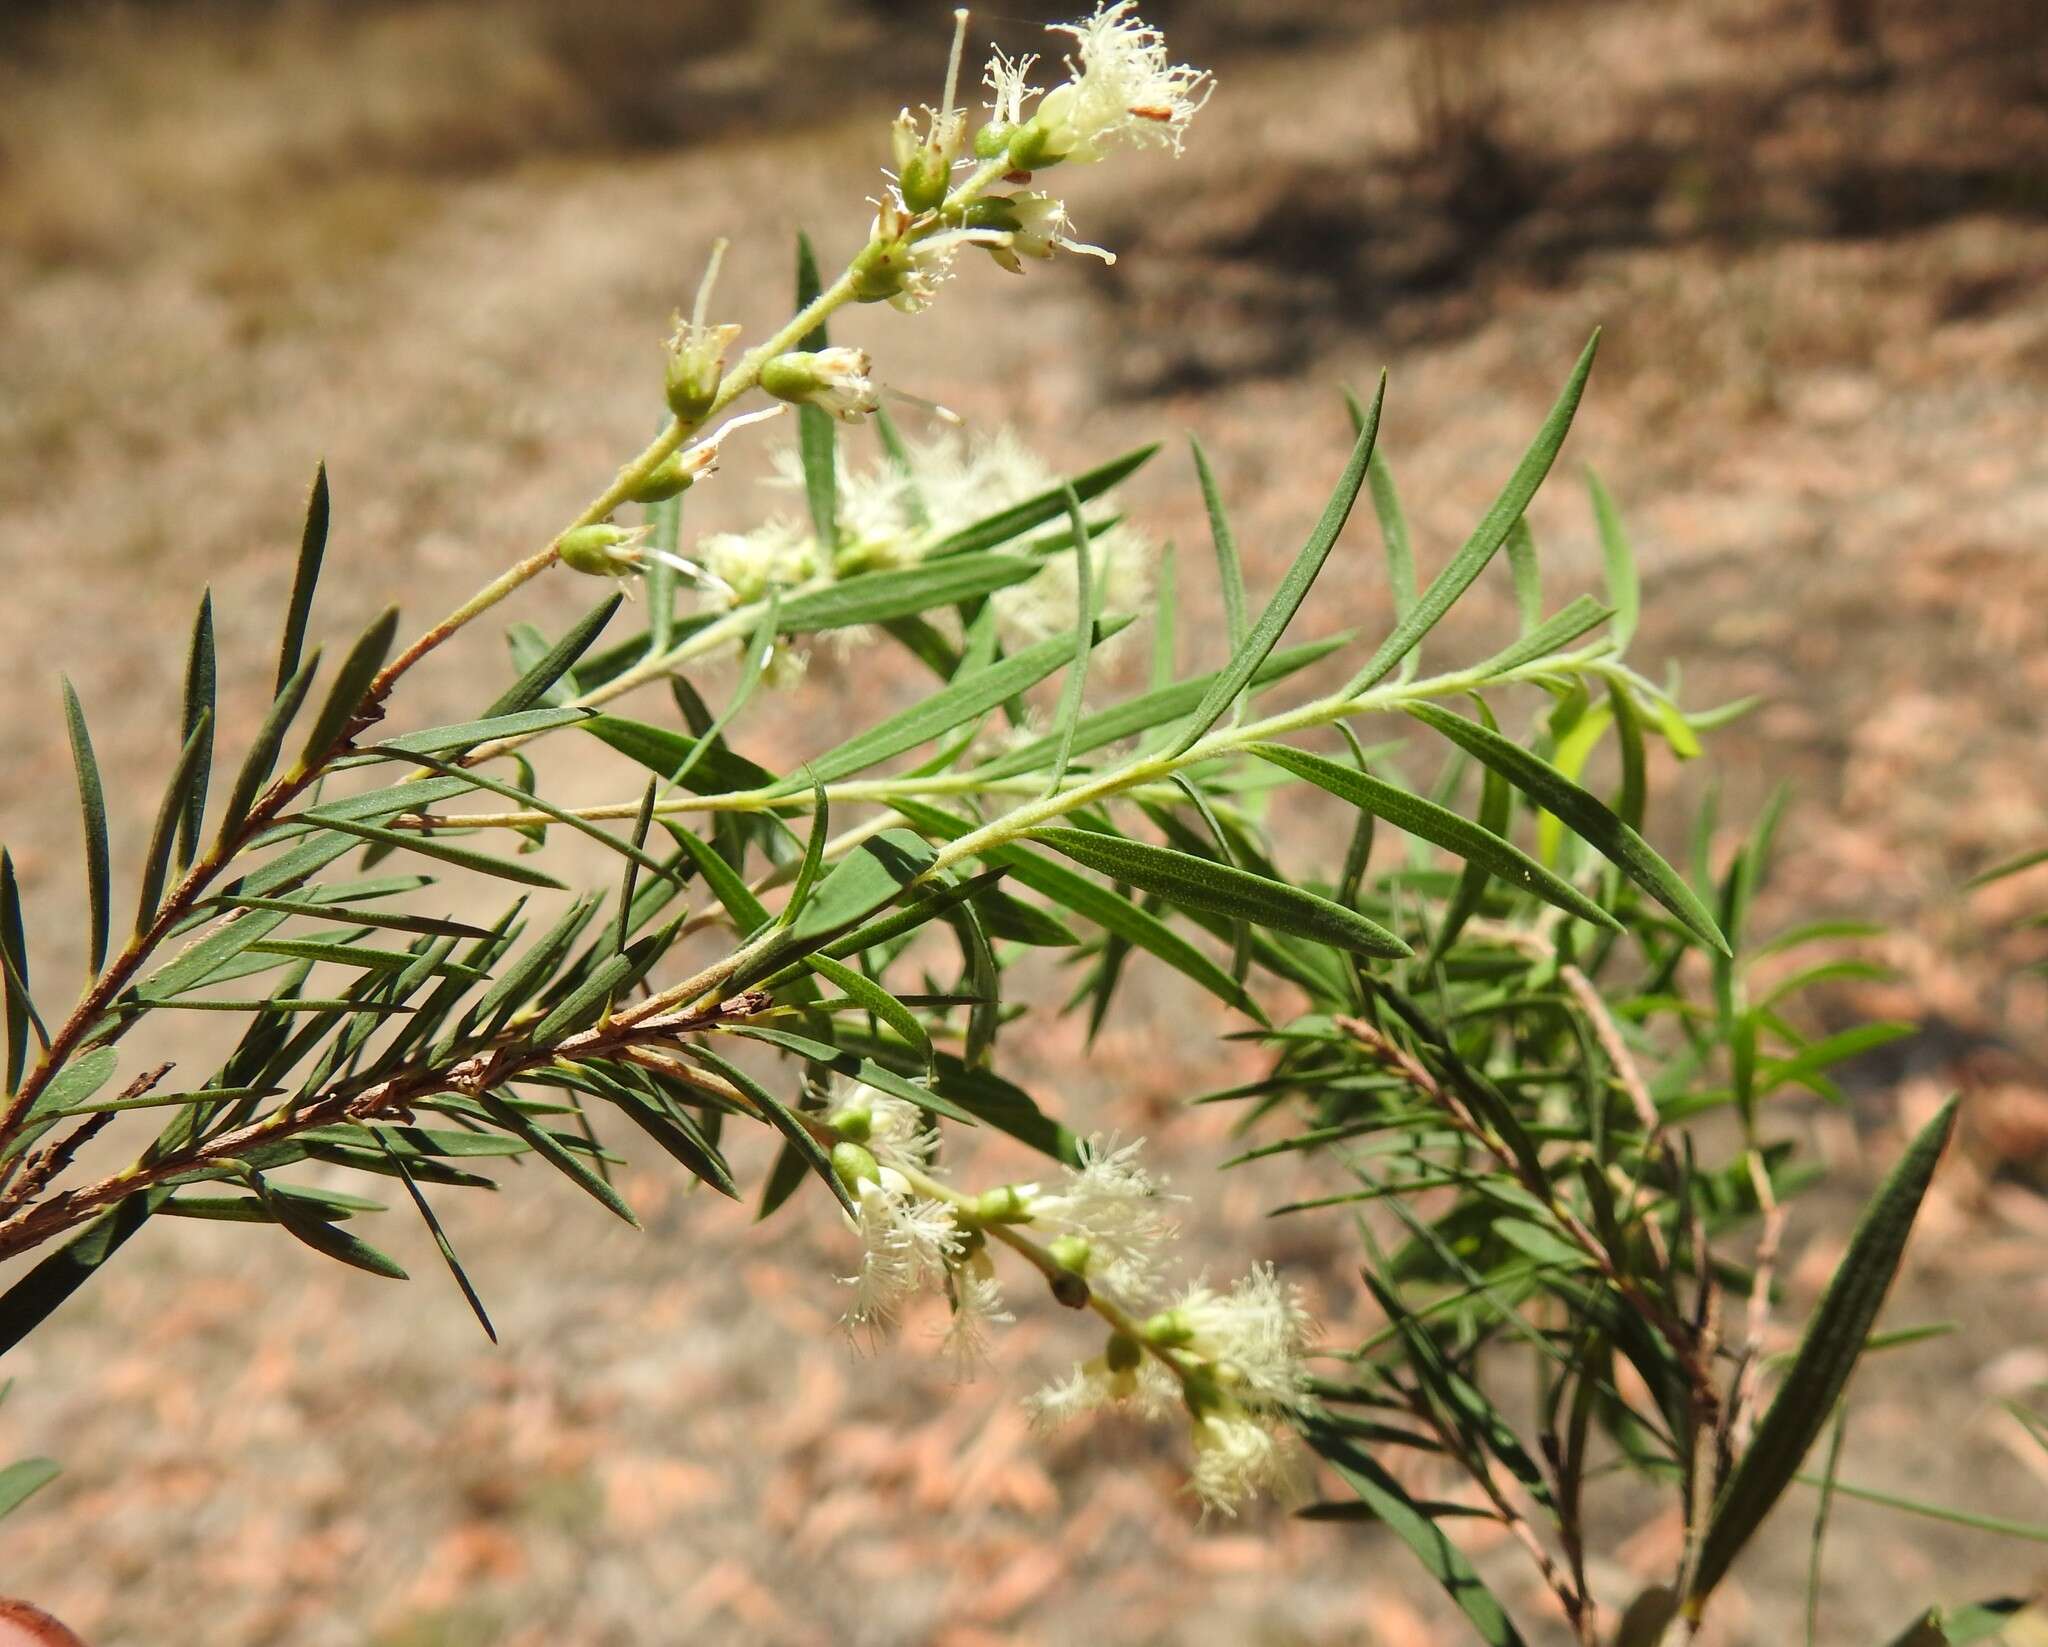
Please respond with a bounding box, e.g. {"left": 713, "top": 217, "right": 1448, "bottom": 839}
{"left": 0, "top": 6, "right": 2037, "bottom": 1640}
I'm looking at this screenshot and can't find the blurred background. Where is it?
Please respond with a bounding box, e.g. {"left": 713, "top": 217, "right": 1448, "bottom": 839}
{"left": 0, "top": 1, "right": 2044, "bottom": 1642}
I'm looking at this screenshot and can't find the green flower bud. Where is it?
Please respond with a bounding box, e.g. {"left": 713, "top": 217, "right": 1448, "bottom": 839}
{"left": 972, "top": 1184, "right": 1035, "bottom": 1225}
{"left": 1047, "top": 1233, "right": 1092, "bottom": 1276}
{"left": 1141, "top": 1306, "right": 1195, "bottom": 1348}
{"left": 826, "top": 1102, "right": 873, "bottom": 1143}
{"left": 974, "top": 121, "right": 1012, "bottom": 161}
{"left": 625, "top": 452, "right": 695, "bottom": 505}
{"left": 1007, "top": 120, "right": 1055, "bottom": 173}
{"left": 1104, "top": 1331, "right": 1143, "bottom": 1374}
{"left": 831, "top": 1140, "right": 881, "bottom": 1195}
{"left": 557, "top": 524, "right": 640, "bottom": 578}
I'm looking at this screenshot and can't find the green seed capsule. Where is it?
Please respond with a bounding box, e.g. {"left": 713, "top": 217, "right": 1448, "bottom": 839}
{"left": 1104, "top": 1331, "right": 1143, "bottom": 1374}
{"left": 1048, "top": 1233, "right": 1092, "bottom": 1276}
{"left": 557, "top": 524, "right": 635, "bottom": 577}
{"left": 625, "top": 453, "right": 694, "bottom": 505}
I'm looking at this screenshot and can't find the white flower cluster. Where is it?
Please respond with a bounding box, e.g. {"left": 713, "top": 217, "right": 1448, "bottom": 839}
{"left": 825, "top": 1081, "right": 1314, "bottom": 1516}
{"left": 994, "top": 2, "right": 1214, "bottom": 169}
{"left": 695, "top": 425, "right": 1154, "bottom": 663}
{"left": 1032, "top": 1264, "right": 1317, "bottom": 1518}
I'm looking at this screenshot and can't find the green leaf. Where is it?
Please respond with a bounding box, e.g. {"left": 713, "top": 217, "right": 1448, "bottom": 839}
{"left": 0, "top": 1191, "right": 165, "bottom": 1358}
{"left": 1406, "top": 702, "right": 1730, "bottom": 954}
{"left": 1587, "top": 467, "right": 1639, "bottom": 651}
{"left": 252, "top": 1171, "right": 408, "bottom": 1279}
{"left": 727, "top": 1025, "right": 977, "bottom": 1128}
{"left": 0, "top": 1456, "right": 61, "bottom": 1521}
{"left": 801, "top": 954, "right": 931, "bottom": 1066}
{"left": 134, "top": 711, "right": 213, "bottom": 938}
{"left": 526, "top": 952, "right": 635, "bottom": 1045}
{"left": 781, "top": 775, "right": 830, "bottom": 928}
{"left": 1045, "top": 483, "right": 1097, "bottom": 794}
{"left": 300, "top": 605, "right": 399, "bottom": 767}
{"left": 477, "top": 1095, "right": 638, "bottom": 1226}
{"left": 1966, "top": 846, "right": 2048, "bottom": 890}
{"left": 1886, "top": 1602, "right": 2031, "bottom": 1647}
{"left": 926, "top": 445, "right": 1158, "bottom": 558}
{"left": 218, "top": 650, "right": 323, "bottom": 844}
{"left": 970, "top": 636, "right": 1345, "bottom": 783}
{"left": 1304, "top": 1422, "right": 1529, "bottom": 1646}
{"left": 379, "top": 1135, "right": 496, "bottom": 1342}
{"left": 27, "top": 1044, "right": 119, "bottom": 1122}
{"left": 788, "top": 830, "right": 936, "bottom": 946}
{"left": 1166, "top": 375, "right": 1383, "bottom": 757}
{"left": 1689, "top": 1096, "right": 1959, "bottom": 1605}
{"left": 176, "top": 589, "right": 217, "bottom": 868}
{"left": 1504, "top": 515, "right": 1541, "bottom": 631}
{"left": 583, "top": 714, "right": 777, "bottom": 799}
{"left": 679, "top": 1043, "right": 851, "bottom": 1215}
{"left": 310, "top": 814, "right": 569, "bottom": 890}
{"left": 665, "top": 825, "right": 769, "bottom": 933}
{"left": 60, "top": 677, "right": 111, "bottom": 974}
{"left": 1247, "top": 742, "right": 1616, "bottom": 932}
{"left": 1493, "top": 1217, "right": 1591, "bottom": 1270}
{"left": 1348, "top": 333, "right": 1600, "bottom": 693}
{"left": 0, "top": 851, "right": 48, "bottom": 1089}
{"left": 777, "top": 555, "right": 1092, "bottom": 637}
{"left": 1473, "top": 595, "right": 1611, "bottom": 679}
{"left": 794, "top": 230, "right": 837, "bottom": 551}
{"left": 367, "top": 706, "right": 594, "bottom": 759}
{"left": 891, "top": 801, "right": 1259, "bottom": 1017}
{"left": 1190, "top": 437, "right": 1248, "bottom": 652}
{"left": 485, "top": 594, "right": 623, "bottom": 718}
{"left": 787, "top": 620, "right": 1130, "bottom": 791}
{"left": 277, "top": 461, "right": 329, "bottom": 693}
{"left": 1032, "top": 827, "right": 1410, "bottom": 959}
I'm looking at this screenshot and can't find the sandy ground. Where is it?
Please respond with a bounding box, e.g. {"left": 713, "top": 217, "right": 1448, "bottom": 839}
{"left": 0, "top": 0, "right": 2045, "bottom": 1641}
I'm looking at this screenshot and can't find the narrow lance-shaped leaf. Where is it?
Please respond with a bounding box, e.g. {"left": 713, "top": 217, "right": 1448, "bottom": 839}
{"left": 1304, "top": 1422, "right": 1530, "bottom": 1647}
{"left": 1505, "top": 515, "right": 1542, "bottom": 632}
{"left": 1165, "top": 374, "right": 1384, "bottom": 758}
{"left": 1190, "top": 436, "right": 1247, "bottom": 651}
{"left": 485, "top": 593, "right": 623, "bottom": 718}
{"left": 478, "top": 1095, "right": 638, "bottom": 1226}
{"left": 310, "top": 813, "right": 569, "bottom": 891}
{"left": 277, "top": 461, "right": 329, "bottom": 693}
{"left": 780, "top": 774, "right": 830, "bottom": 928}
{"left": 136, "top": 711, "right": 215, "bottom": 935}
{"left": 1045, "top": 482, "right": 1096, "bottom": 794}
{"left": 0, "top": 1456, "right": 60, "bottom": 1522}
{"left": 176, "top": 589, "right": 216, "bottom": 868}
{"left": 615, "top": 777, "right": 658, "bottom": 958}
{"left": 1347, "top": 332, "right": 1600, "bottom": 693}
{"left": 1031, "top": 827, "right": 1411, "bottom": 960}
{"left": 1247, "top": 742, "right": 1616, "bottom": 932}
{"left": 1587, "top": 466, "right": 1640, "bottom": 652}
{"left": 218, "top": 650, "right": 323, "bottom": 844}
{"left": 60, "top": 678, "right": 111, "bottom": 974}
{"left": 793, "top": 230, "right": 837, "bottom": 551}
{"left": 778, "top": 617, "right": 1130, "bottom": 792}
{"left": 926, "top": 444, "right": 1158, "bottom": 558}
{"left": 1688, "top": 1095, "right": 1959, "bottom": 1607}
{"left": 1406, "top": 702, "right": 1730, "bottom": 955}
{"left": 682, "top": 1042, "right": 853, "bottom": 1215}
{"left": 298, "top": 605, "right": 399, "bottom": 767}
{"left": 1, "top": 852, "right": 49, "bottom": 1089}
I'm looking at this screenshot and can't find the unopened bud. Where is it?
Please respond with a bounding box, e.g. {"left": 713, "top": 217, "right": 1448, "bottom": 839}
{"left": 831, "top": 1140, "right": 881, "bottom": 1194}
{"left": 557, "top": 524, "right": 642, "bottom": 578}
{"left": 1047, "top": 1233, "right": 1092, "bottom": 1275}
{"left": 1141, "top": 1306, "right": 1195, "bottom": 1348}
{"left": 827, "top": 1102, "right": 874, "bottom": 1143}
{"left": 972, "top": 1183, "right": 1034, "bottom": 1225}
{"left": 760, "top": 347, "right": 879, "bottom": 422}
{"left": 626, "top": 452, "right": 695, "bottom": 505}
